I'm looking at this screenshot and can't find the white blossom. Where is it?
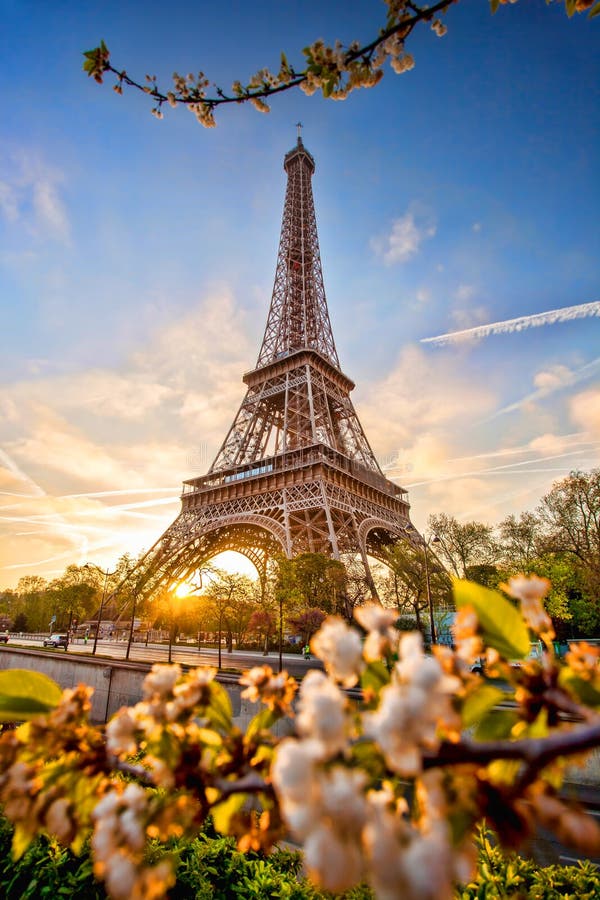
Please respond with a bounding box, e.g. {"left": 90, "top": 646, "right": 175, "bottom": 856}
{"left": 296, "top": 670, "right": 350, "bottom": 758}
{"left": 354, "top": 602, "right": 399, "bottom": 660}
{"left": 143, "top": 663, "right": 181, "bottom": 699}
{"left": 106, "top": 707, "right": 138, "bottom": 756}
{"left": 502, "top": 574, "right": 554, "bottom": 637}
{"left": 311, "top": 616, "right": 363, "bottom": 686}
{"left": 303, "top": 824, "right": 364, "bottom": 893}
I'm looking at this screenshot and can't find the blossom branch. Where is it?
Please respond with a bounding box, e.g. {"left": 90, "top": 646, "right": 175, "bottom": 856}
{"left": 84, "top": 0, "right": 456, "bottom": 122}
{"left": 211, "top": 772, "right": 273, "bottom": 803}
{"left": 424, "top": 720, "right": 600, "bottom": 772}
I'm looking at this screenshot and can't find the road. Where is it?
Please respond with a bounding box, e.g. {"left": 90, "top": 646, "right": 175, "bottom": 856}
{"left": 11, "top": 636, "right": 323, "bottom": 678}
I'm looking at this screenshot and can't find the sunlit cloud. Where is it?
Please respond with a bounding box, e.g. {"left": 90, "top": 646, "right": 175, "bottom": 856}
{"left": 370, "top": 206, "right": 436, "bottom": 265}
{"left": 421, "top": 300, "right": 600, "bottom": 346}
{"left": 570, "top": 386, "right": 600, "bottom": 439}
{"left": 0, "top": 288, "right": 255, "bottom": 585}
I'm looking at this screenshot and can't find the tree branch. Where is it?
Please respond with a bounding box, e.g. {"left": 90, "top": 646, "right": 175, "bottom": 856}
{"left": 424, "top": 720, "right": 600, "bottom": 772}
{"left": 90, "top": 0, "right": 457, "bottom": 114}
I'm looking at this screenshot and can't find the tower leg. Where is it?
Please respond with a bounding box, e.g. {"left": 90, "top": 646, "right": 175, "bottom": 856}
{"left": 320, "top": 483, "right": 340, "bottom": 560}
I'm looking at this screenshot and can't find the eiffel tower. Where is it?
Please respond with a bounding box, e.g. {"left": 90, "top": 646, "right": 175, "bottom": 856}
{"left": 136, "top": 134, "right": 413, "bottom": 597}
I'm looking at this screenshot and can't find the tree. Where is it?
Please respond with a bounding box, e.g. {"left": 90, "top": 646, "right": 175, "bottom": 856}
{"left": 82, "top": 2, "right": 598, "bottom": 127}
{"left": 497, "top": 511, "right": 541, "bottom": 571}
{"left": 381, "top": 539, "right": 451, "bottom": 638}
{"left": 12, "top": 611, "right": 28, "bottom": 633}
{"left": 428, "top": 513, "right": 498, "bottom": 579}
{"left": 48, "top": 566, "right": 98, "bottom": 632}
{"left": 277, "top": 553, "right": 347, "bottom": 616}
{"left": 535, "top": 469, "right": 600, "bottom": 629}
{"left": 14, "top": 576, "right": 50, "bottom": 632}
{"left": 247, "top": 609, "right": 276, "bottom": 654}
{"left": 287, "top": 607, "right": 327, "bottom": 646}
{"left": 202, "top": 569, "right": 259, "bottom": 652}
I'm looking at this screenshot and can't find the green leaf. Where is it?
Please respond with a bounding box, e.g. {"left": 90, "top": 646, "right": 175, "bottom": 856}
{"left": 12, "top": 823, "right": 33, "bottom": 860}
{"left": 207, "top": 681, "right": 233, "bottom": 732}
{"left": 565, "top": 0, "right": 578, "bottom": 17}
{"left": 0, "top": 669, "right": 62, "bottom": 721}
{"left": 474, "top": 709, "right": 518, "bottom": 741}
{"left": 360, "top": 660, "right": 389, "bottom": 703}
{"left": 590, "top": 1, "right": 600, "bottom": 18}
{"left": 211, "top": 792, "right": 246, "bottom": 834}
{"left": 559, "top": 668, "right": 600, "bottom": 707}
{"left": 245, "top": 707, "right": 277, "bottom": 741}
{"left": 462, "top": 685, "right": 505, "bottom": 728}
{"left": 490, "top": 0, "right": 501, "bottom": 13}
{"left": 454, "top": 579, "right": 530, "bottom": 660}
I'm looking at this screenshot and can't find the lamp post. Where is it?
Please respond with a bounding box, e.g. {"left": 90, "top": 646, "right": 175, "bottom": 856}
{"left": 84, "top": 564, "right": 117, "bottom": 656}
{"left": 217, "top": 597, "right": 222, "bottom": 670}
{"left": 168, "top": 585, "right": 187, "bottom": 664}
{"left": 278, "top": 592, "right": 284, "bottom": 674}
{"left": 421, "top": 534, "right": 441, "bottom": 647}
{"left": 125, "top": 587, "right": 138, "bottom": 661}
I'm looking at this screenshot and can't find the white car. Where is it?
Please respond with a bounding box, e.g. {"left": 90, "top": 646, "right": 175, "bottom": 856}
{"left": 43, "top": 633, "right": 69, "bottom": 650}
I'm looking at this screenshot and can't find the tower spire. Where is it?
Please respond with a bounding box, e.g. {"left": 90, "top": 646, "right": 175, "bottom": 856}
{"left": 256, "top": 136, "right": 339, "bottom": 369}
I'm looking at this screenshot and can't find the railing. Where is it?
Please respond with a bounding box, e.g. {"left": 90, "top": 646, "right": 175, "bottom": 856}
{"left": 182, "top": 443, "right": 408, "bottom": 502}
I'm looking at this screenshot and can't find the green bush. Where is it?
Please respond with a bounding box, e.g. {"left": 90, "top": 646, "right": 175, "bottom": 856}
{"left": 0, "top": 814, "right": 597, "bottom": 899}
{"left": 0, "top": 816, "right": 103, "bottom": 899}
{"left": 458, "top": 830, "right": 600, "bottom": 899}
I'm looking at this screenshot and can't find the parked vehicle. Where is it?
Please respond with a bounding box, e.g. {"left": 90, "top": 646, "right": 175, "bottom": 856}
{"left": 43, "top": 633, "right": 69, "bottom": 650}
{"left": 471, "top": 641, "right": 543, "bottom": 675}
{"left": 0, "top": 632, "right": 8, "bottom": 643}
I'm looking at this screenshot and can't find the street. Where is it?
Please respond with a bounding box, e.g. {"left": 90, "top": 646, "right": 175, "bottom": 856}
{"left": 14, "top": 636, "right": 323, "bottom": 678}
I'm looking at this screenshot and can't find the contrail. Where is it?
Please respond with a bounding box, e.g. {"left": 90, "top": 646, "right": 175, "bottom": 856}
{"left": 486, "top": 355, "right": 600, "bottom": 420}
{"left": 421, "top": 301, "right": 600, "bottom": 346}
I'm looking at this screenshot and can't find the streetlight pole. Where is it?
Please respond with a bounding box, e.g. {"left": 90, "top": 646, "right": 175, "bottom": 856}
{"left": 84, "top": 564, "right": 117, "bottom": 656}
{"left": 218, "top": 599, "right": 222, "bottom": 670}
{"left": 126, "top": 588, "right": 138, "bottom": 661}
{"left": 278, "top": 592, "right": 283, "bottom": 674}
{"left": 422, "top": 539, "right": 436, "bottom": 647}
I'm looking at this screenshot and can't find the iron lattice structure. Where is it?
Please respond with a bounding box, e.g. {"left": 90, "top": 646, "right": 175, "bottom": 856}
{"left": 134, "top": 137, "right": 413, "bottom": 598}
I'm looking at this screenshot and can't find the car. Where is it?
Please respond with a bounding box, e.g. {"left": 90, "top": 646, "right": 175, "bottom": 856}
{"left": 0, "top": 632, "right": 8, "bottom": 643}
{"left": 471, "top": 641, "right": 544, "bottom": 675}
{"left": 43, "top": 633, "right": 69, "bottom": 650}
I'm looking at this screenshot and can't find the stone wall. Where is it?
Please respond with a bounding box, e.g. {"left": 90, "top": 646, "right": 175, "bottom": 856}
{"left": 0, "top": 646, "right": 293, "bottom": 735}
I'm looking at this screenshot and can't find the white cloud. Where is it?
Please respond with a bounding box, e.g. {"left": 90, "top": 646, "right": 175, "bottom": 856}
{"left": 0, "top": 150, "right": 70, "bottom": 243}
{"left": 454, "top": 283, "right": 476, "bottom": 304}
{"left": 450, "top": 305, "right": 489, "bottom": 331}
{"left": 0, "top": 181, "right": 19, "bottom": 222}
{"left": 533, "top": 365, "right": 574, "bottom": 393}
{"left": 32, "top": 179, "right": 70, "bottom": 242}
{"left": 570, "top": 387, "right": 600, "bottom": 438}
{"left": 370, "top": 206, "right": 436, "bottom": 265}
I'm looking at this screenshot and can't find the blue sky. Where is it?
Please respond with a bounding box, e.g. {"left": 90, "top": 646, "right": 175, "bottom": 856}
{"left": 1, "top": 0, "right": 598, "bottom": 586}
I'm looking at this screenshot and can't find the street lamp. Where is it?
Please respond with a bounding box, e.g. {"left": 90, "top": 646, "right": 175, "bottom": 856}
{"left": 125, "top": 587, "right": 139, "bottom": 661}
{"left": 405, "top": 526, "right": 440, "bottom": 647}
{"left": 278, "top": 591, "right": 284, "bottom": 674}
{"left": 422, "top": 537, "right": 440, "bottom": 646}
{"left": 84, "top": 564, "right": 117, "bottom": 655}
{"left": 169, "top": 582, "right": 189, "bottom": 664}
